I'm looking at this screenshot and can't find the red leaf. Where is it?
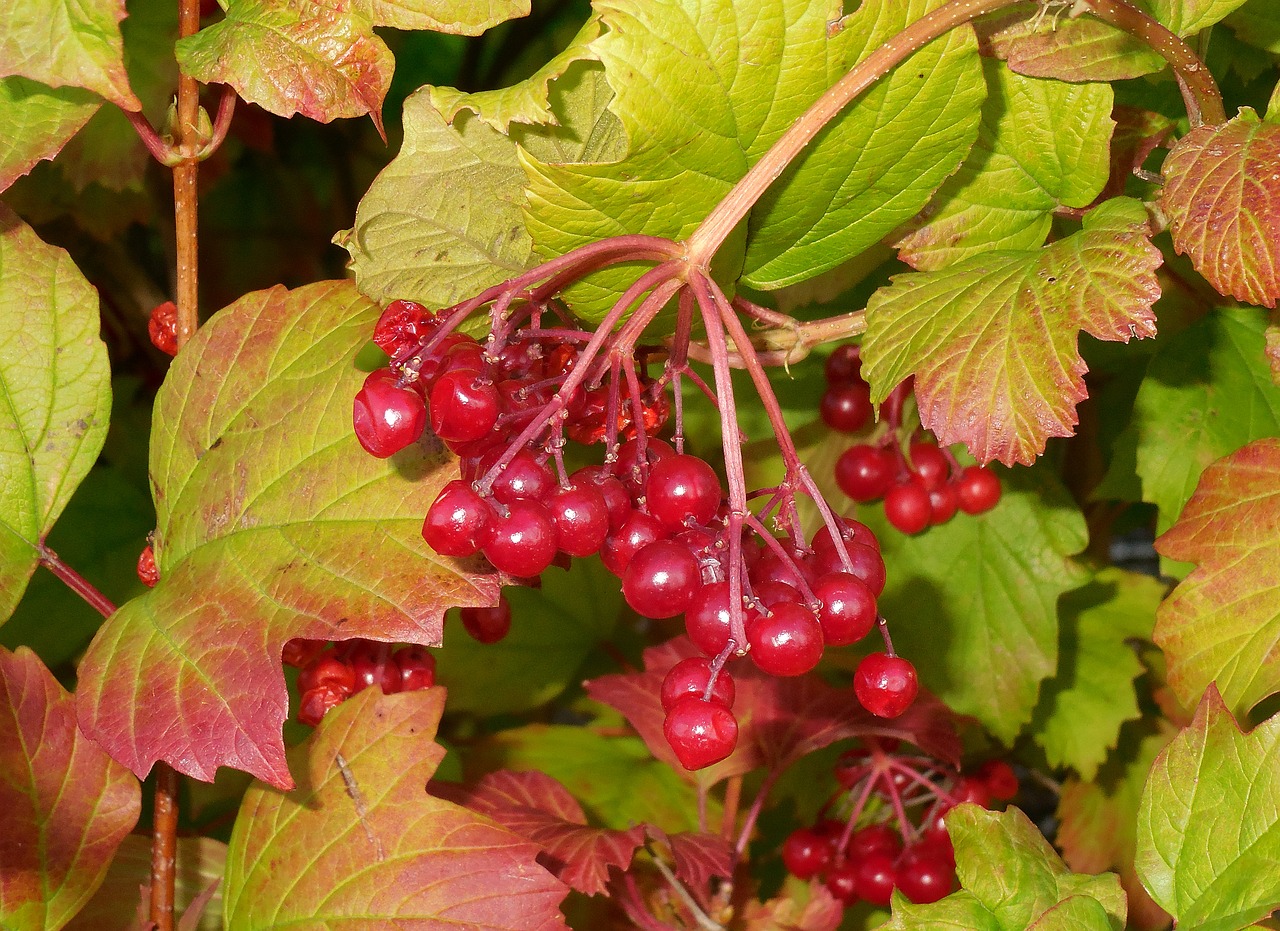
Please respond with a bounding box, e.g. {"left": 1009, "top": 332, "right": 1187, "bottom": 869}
{"left": 0, "top": 647, "right": 140, "bottom": 929}
{"left": 585, "top": 638, "right": 962, "bottom": 785}
{"left": 1161, "top": 111, "right": 1280, "bottom": 308}
{"left": 647, "top": 826, "right": 733, "bottom": 891}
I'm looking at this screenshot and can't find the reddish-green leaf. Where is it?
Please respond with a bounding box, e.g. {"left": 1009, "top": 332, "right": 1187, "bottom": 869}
{"left": 1161, "top": 110, "right": 1280, "bottom": 308}
{"left": 75, "top": 281, "right": 500, "bottom": 788}
{"left": 741, "top": 877, "right": 843, "bottom": 931}
{"left": 1136, "top": 686, "right": 1280, "bottom": 930}
{"left": 224, "top": 687, "right": 570, "bottom": 930}
{"left": 0, "top": 0, "right": 139, "bottom": 110}
{"left": 979, "top": 15, "right": 1164, "bottom": 83}
{"left": 0, "top": 79, "right": 100, "bottom": 193}
{"left": 353, "top": 0, "right": 528, "bottom": 33}
{"left": 863, "top": 197, "right": 1161, "bottom": 465}
{"left": 175, "top": 0, "right": 393, "bottom": 135}
{"left": 0, "top": 205, "right": 112, "bottom": 624}
{"left": 1152, "top": 438, "right": 1280, "bottom": 719}
{"left": 0, "top": 647, "right": 140, "bottom": 931}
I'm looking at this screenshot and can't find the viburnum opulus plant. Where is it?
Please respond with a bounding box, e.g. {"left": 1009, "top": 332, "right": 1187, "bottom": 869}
{"left": 4, "top": 0, "right": 1280, "bottom": 926}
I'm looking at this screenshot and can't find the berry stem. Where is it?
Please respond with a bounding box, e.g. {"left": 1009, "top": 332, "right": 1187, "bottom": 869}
{"left": 38, "top": 545, "right": 117, "bottom": 618}
{"left": 721, "top": 774, "right": 743, "bottom": 841}
{"left": 732, "top": 769, "right": 782, "bottom": 864}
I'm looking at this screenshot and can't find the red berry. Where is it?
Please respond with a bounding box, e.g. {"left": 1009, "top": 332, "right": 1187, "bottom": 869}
{"left": 783, "top": 827, "right": 834, "bottom": 880}
{"left": 394, "top": 645, "right": 437, "bottom": 691}
{"left": 481, "top": 448, "right": 554, "bottom": 505}
{"left": 644, "top": 454, "right": 723, "bottom": 532}
{"left": 684, "top": 581, "right": 736, "bottom": 655}
{"left": 353, "top": 370, "right": 427, "bottom": 458}
{"left": 460, "top": 595, "right": 512, "bottom": 644}
{"left": 483, "top": 501, "right": 558, "bottom": 577}
{"left": 298, "top": 654, "right": 357, "bottom": 696}
{"left": 835, "top": 445, "right": 895, "bottom": 501}
{"left": 956, "top": 465, "right": 1001, "bottom": 514}
{"left": 746, "top": 602, "right": 825, "bottom": 676}
{"left": 576, "top": 468, "right": 632, "bottom": 530}
{"left": 298, "top": 684, "right": 347, "bottom": 727}
{"left": 825, "top": 862, "right": 860, "bottom": 905}
{"left": 615, "top": 437, "right": 674, "bottom": 497}
{"left": 907, "top": 441, "right": 950, "bottom": 491}
{"left": 422, "top": 480, "right": 493, "bottom": 557}
{"left": 623, "top": 540, "right": 700, "bottom": 619}
{"left": 281, "top": 638, "right": 326, "bottom": 669}
{"left": 824, "top": 344, "right": 863, "bottom": 384}
{"left": 148, "top": 301, "right": 178, "bottom": 356}
{"left": 663, "top": 695, "right": 738, "bottom": 770}
{"left": 137, "top": 544, "right": 159, "bottom": 587}
{"left": 976, "top": 759, "right": 1019, "bottom": 801}
{"left": 812, "top": 572, "right": 877, "bottom": 646}
{"left": 344, "top": 640, "right": 400, "bottom": 693}
{"left": 951, "top": 775, "right": 993, "bottom": 808}
{"left": 852, "top": 850, "right": 898, "bottom": 907}
{"left": 601, "top": 509, "right": 667, "bottom": 576}
{"left": 848, "top": 823, "right": 903, "bottom": 861}
{"left": 895, "top": 845, "right": 956, "bottom": 904}
{"left": 820, "top": 382, "right": 873, "bottom": 433}
{"left": 811, "top": 518, "right": 880, "bottom": 555}
{"left": 854, "top": 653, "right": 919, "bottom": 718}
{"left": 928, "top": 482, "right": 959, "bottom": 525}
{"left": 429, "top": 369, "right": 500, "bottom": 443}
{"left": 751, "top": 579, "right": 802, "bottom": 610}
{"left": 884, "top": 480, "right": 932, "bottom": 534}
{"left": 373, "top": 299, "right": 436, "bottom": 358}
{"left": 660, "top": 657, "right": 735, "bottom": 711}
{"left": 548, "top": 481, "right": 610, "bottom": 557}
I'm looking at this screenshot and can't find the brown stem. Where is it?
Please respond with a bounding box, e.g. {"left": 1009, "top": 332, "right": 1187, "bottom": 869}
{"left": 38, "top": 546, "right": 117, "bottom": 618}
{"left": 150, "top": 764, "right": 180, "bottom": 931}
{"left": 171, "top": 0, "right": 203, "bottom": 350}
{"left": 720, "top": 775, "right": 742, "bottom": 841}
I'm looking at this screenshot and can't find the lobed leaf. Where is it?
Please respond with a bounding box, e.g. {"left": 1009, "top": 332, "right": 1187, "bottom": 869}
{"left": 896, "top": 61, "right": 1114, "bottom": 270}
{"left": 863, "top": 197, "right": 1161, "bottom": 465}
{"left": 0, "top": 205, "right": 112, "bottom": 624}
{"left": 1152, "top": 438, "right": 1280, "bottom": 719}
{"left": 0, "top": 79, "right": 100, "bottom": 193}
{"left": 0, "top": 0, "right": 139, "bottom": 110}
{"left": 1160, "top": 109, "right": 1280, "bottom": 308}
{"left": 883, "top": 805, "right": 1126, "bottom": 930}
{"left": 224, "top": 687, "right": 570, "bottom": 930}
{"left": 0, "top": 647, "right": 140, "bottom": 931}
{"left": 175, "top": 0, "right": 393, "bottom": 136}
{"left": 1136, "top": 686, "right": 1280, "bottom": 930}
{"left": 1030, "top": 568, "right": 1165, "bottom": 779}
{"left": 75, "top": 281, "right": 500, "bottom": 788}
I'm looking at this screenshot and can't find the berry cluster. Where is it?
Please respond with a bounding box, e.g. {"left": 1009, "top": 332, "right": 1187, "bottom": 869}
{"left": 822, "top": 346, "right": 1002, "bottom": 534}
{"left": 282, "top": 637, "right": 436, "bottom": 726}
{"left": 782, "top": 739, "right": 1019, "bottom": 908}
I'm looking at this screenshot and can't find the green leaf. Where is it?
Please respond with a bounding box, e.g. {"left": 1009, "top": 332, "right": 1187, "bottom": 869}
{"left": 435, "top": 559, "right": 620, "bottom": 714}
{"left": 979, "top": 14, "right": 1165, "bottom": 83}
{"left": 0, "top": 205, "right": 112, "bottom": 625}
{"left": 1147, "top": 0, "right": 1253, "bottom": 36}
{"left": 1152, "top": 439, "right": 1280, "bottom": 720}
{"left": 871, "top": 464, "right": 1089, "bottom": 744}
{"left": 0, "top": 0, "right": 139, "bottom": 110}
{"left": 0, "top": 647, "right": 140, "bottom": 931}
{"left": 224, "top": 688, "right": 570, "bottom": 930}
{"left": 864, "top": 197, "right": 1161, "bottom": 466}
{"left": 65, "top": 834, "right": 226, "bottom": 931}
{"left": 1125, "top": 307, "right": 1280, "bottom": 543}
{"left": 0, "top": 78, "right": 100, "bottom": 193}
{"left": 1136, "top": 685, "right": 1280, "bottom": 930}
{"left": 353, "top": 0, "right": 527, "bottom": 33}
{"left": 883, "top": 806, "right": 1126, "bottom": 930}
{"left": 896, "top": 61, "right": 1113, "bottom": 270}
{"left": 175, "top": 0, "right": 393, "bottom": 135}
{"left": 468, "top": 723, "right": 706, "bottom": 833}
{"left": 1031, "top": 568, "right": 1165, "bottom": 779}
{"left": 75, "top": 281, "right": 501, "bottom": 788}
{"left": 1227, "top": 1, "right": 1280, "bottom": 54}
{"left": 1160, "top": 109, "right": 1280, "bottom": 309}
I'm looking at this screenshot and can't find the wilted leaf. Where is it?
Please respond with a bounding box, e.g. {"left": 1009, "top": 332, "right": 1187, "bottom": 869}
{"left": 1152, "top": 438, "right": 1280, "bottom": 719}
{"left": 65, "top": 834, "right": 226, "bottom": 931}
{"left": 75, "top": 281, "right": 500, "bottom": 788}
{"left": 354, "top": 0, "right": 527, "bottom": 33}
{"left": 0, "top": 78, "right": 100, "bottom": 193}
{"left": 0, "top": 205, "right": 112, "bottom": 624}
{"left": 882, "top": 805, "right": 1126, "bottom": 930}
{"left": 864, "top": 197, "right": 1161, "bottom": 465}
{"left": 1136, "top": 686, "right": 1280, "bottom": 930}
{"left": 0, "top": 0, "right": 139, "bottom": 110}
{"left": 897, "top": 60, "right": 1113, "bottom": 270}
{"left": 1031, "top": 568, "right": 1165, "bottom": 778}
{"left": 1161, "top": 109, "right": 1280, "bottom": 308}
{"left": 175, "top": 0, "right": 392, "bottom": 135}
{"left": 224, "top": 687, "right": 570, "bottom": 930}
{"left": 0, "top": 647, "right": 140, "bottom": 931}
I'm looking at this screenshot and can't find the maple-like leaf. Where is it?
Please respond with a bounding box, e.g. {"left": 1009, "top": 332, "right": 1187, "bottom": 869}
{"left": 0, "top": 205, "right": 112, "bottom": 624}
{"left": 585, "top": 637, "right": 961, "bottom": 785}
{"left": 1136, "top": 685, "right": 1280, "bottom": 930}
{"left": 175, "top": 0, "right": 393, "bottom": 136}
{"left": 0, "top": 0, "right": 139, "bottom": 110}
{"left": 863, "top": 197, "right": 1161, "bottom": 465}
{"left": 1057, "top": 721, "right": 1177, "bottom": 931}
{"left": 650, "top": 827, "right": 733, "bottom": 892}
{"left": 75, "top": 281, "right": 500, "bottom": 788}
{"left": 1161, "top": 109, "right": 1280, "bottom": 308}
{"left": 0, "top": 79, "right": 100, "bottom": 193}
{"left": 224, "top": 687, "right": 570, "bottom": 930}
{"left": 0, "top": 647, "right": 140, "bottom": 931}
{"left": 1152, "top": 438, "right": 1280, "bottom": 719}
{"left": 882, "top": 805, "right": 1127, "bottom": 930}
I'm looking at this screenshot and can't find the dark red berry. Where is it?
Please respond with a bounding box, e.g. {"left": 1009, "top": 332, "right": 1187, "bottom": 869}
{"left": 746, "top": 602, "right": 824, "bottom": 677}
{"left": 854, "top": 653, "right": 919, "bottom": 718}
{"left": 908, "top": 441, "right": 950, "bottom": 491}
{"left": 393, "top": 645, "right": 437, "bottom": 691}
{"left": 895, "top": 845, "right": 956, "bottom": 904}
{"left": 429, "top": 369, "right": 500, "bottom": 443}
{"left": 660, "top": 657, "right": 735, "bottom": 711}
{"left": 977, "top": 759, "right": 1019, "bottom": 801}
{"left": 623, "top": 540, "right": 700, "bottom": 619}
{"left": 951, "top": 774, "right": 993, "bottom": 808}
{"left": 848, "top": 823, "right": 903, "bottom": 861}
{"left": 956, "top": 465, "right": 1001, "bottom": 514}
{"left": 422, "top": 480, "right": 493, "bottom": 557}
{"left": 483, "top": 501, "right": 558, "bottom": 577}
{"left": 353, "top": 370, "right": 427, "bottom": 458}
{"left": 460, "top": 595, "right": 512, "bottom": 644}
{"left": 825, "top": 862, "right": 860, "bottom": 905}
{"left": 835, "top": 444, "right": 895, "bottom": 502}
{"left": 820, "top": 382, "right": 873, "bottom": 433}
{"left": 137, "top": 544, "right": 159, "bottom": 587}
{"left": 782, "top": 827, "right": 834, "bottom": 880}
{"left": 282, "top": 638, "right": 326, "bottom": 669}
{"left": 852, "top": 850, "right": 898, "bottom": 906}
{"left": 824, "top": 344, "right": 862, "bottom": 384}
{"left": 663, "top": 695, "right": 738, "bottom": 770}
{"left": 812, "top": 572, "right": 877, "bottom": 646}
{"left": 644, "top": 454, "right": 723, "bottom": 532}
{"left": 884, "top": 480, "right": 932, "bottom": 534}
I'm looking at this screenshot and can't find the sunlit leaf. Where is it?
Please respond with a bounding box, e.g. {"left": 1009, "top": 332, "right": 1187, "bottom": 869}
{"left": 1161, "top": 109, "right": 1280, "bottom": 308}
{"left": 0, "top": 647, "right": 140, "bottom": 931}
{"left": 864, "top": 197, "right": 1161, "bottom": 466}
{"left": 224, "top": 687, "right": 569, "bottom": 930}
{"left": 0, "top": 205, "right": 112, "bottom": 624}
{"left": 354, "top": 0, "right": 527, "bottom": 33}
{"left": 0, "top": 78, "right": 99, "bottom": 193}
{"left": 979, "top": 13, "right": 1164, "bottom": 83}
{"left": 1136, "top": 685, "right": 1280, "bottom": 930}
{"left": 76, "top": 281, "right": 500, "bottom": 788}
{"left": 1152, "top": 438, "right": 1280, "bottom": 719}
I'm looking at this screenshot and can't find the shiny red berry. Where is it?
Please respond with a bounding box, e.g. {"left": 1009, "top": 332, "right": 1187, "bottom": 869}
{"left": 353, "top": 370, "right": 427, "bottom": 458}
{"left": 660, "top": 657, "right": 735, "bottom": 711}
{"left": 460, "top": 594, "right": 513, "bottom": 644}
{"left": 854, "top": 653, "right": 918, "bottom": 718}
{"left": 663, "top": 695, "right": 738, "bottom": 770}
{"left": 956, "top": 465, "right": 1001, "bottom": 514}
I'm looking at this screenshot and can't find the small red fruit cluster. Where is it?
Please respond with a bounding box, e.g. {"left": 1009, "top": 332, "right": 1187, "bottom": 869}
{"left": 783, "top": 740, "right": 1019, "bottom": 909}
{"left": 148, "top": 300, "right": 178, "bottom": 357}
{"left": 283, "top": 637, "right": 437, "bottom": 726}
